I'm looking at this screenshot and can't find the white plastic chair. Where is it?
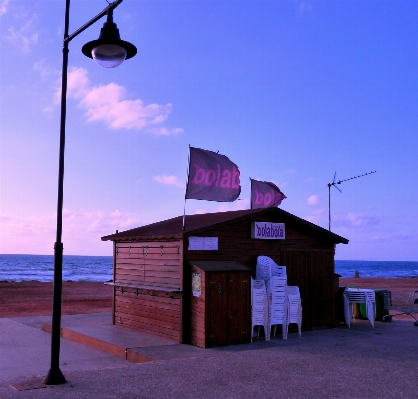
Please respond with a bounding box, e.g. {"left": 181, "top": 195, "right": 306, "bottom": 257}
{"left": 256, "top": 256, "right": 286, "bottom": 280}
{"left": 286, "top": 286, "right": 302, "bottom": 338}
{"left": 251, "top": 278, "right": 269, "bottom": 341}
{"left": 343, "top": 288, "right": 376, "bottom": 328}
{"left": 267, "top": 276, "right": 288, "bottom": 339}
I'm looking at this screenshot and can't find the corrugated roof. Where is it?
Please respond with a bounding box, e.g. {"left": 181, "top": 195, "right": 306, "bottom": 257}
{"left": 101, "top": 207, "right": 349, "bottom": 244}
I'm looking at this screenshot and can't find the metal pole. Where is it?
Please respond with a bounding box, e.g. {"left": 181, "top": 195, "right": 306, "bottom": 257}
{"left": 182, "top": 146, "right": 191, "bottom": 231}
{"left": 328, "top": 183, "right": 331, "bottom": 231}
{"left": 43, "top": 0, "right": 71, "bottom": 386}
{"left": 43, "top": 0, "right": 126, "bottom": 386}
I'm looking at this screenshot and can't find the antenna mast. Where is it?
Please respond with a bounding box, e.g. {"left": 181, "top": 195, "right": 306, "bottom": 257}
{"left": 327, "top": 170, "right": 376, "bottom": 231}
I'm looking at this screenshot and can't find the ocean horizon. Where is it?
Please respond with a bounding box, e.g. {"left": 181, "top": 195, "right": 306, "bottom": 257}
{"left": 0, "top": 254, "right": 417, "bottom": 283}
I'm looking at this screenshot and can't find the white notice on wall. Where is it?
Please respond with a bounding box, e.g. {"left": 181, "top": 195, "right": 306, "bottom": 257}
{"left": 203, "top": 237, "right": 218, "bottom": 250}
{"left": 188, "top": 236, "right": 204, "bottom": 250}
{"left": 188, "top": 236, "right": 218, "bottom": 250}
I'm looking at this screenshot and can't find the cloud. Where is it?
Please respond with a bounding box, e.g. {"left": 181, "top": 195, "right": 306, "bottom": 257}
{"left": 282, "top": 169, "right": 296, "bottom": 175}
{"left": 4, "top": 15, "right": 38, "bottom": 52}
{"left": 304, "top": 209, "right": 324, "bottom": 225}
{"left": 193, "top": 199, "right": 250, "bottom": 215}
{"left": 87, "top": 209, "right": 141, "bottom": 233}
{"left": 0, "top": 214, "right": 13, "bottom": 223}
{"left": 154, "top": 175, "right": 185, "bottom": 188}
{"left": 54, "top": 67, "right": 183, "bottom": 134}
{"left": 34, "top": 60, "right": 59, "bottom": 79}
{"left": 333, "top": 212, "right": 382, "bottom": 229}
{"left": 297, "top": 2, "right": 313, "bottom": 15}
{"left": 213, "top": 199, "right": 250, "bottom": 213}
{"left": 0, "top": 208, "right": 149, "bottom": 255}
{"left": 151, "top": 127, "right": 184, "bottom": 136}
{"left": 307, "top": 195, "right": 320, "bottom": 206}
{"left": 370, "top": 232, "right": 418, "bottom": 243}
{"left": 0, "top": 0, "right": 10, "bottom": 16}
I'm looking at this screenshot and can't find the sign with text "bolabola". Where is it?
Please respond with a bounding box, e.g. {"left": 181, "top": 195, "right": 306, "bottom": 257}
{"left": 251, "top": 221, "right": 285, "bottom": 240}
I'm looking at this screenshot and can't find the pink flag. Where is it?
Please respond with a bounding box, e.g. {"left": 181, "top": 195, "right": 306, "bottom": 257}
{"left": 250, "top": 178, "right": 286, "bottom": 209}
{"left": 186, "top": 147, "right": 241, "bottom": 202}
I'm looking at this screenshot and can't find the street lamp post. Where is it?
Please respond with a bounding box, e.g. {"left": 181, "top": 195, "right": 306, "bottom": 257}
{"left": 43, "top": 0, "right": 136, "bottom": 385}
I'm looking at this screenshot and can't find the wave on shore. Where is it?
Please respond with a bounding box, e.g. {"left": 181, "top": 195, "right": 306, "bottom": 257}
{"left": 0, "top": 255, "right": 417, "bottom": 282}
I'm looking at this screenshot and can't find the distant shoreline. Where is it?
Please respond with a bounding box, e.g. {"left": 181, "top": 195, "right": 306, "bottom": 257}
{"left": 1, "top": 278, "right": 417, "bottom": 319}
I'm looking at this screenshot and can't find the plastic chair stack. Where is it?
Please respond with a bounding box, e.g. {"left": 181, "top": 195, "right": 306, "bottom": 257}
{"left": 251, "top": 278, "right": 269, "bottom": 341}
{"left": 286, "top": 286, "right": 302, "bottom": 338}
{"left": 256, "top": 256, "right": 287, "bottom": 280}
{"left": 343, "top": 288, "right": 376, "bottom": 328}
{"left": 256, "top": 256, "right": 288, "bottom": 339}
{"left": 268, "top": 276, "right": 288, "bottom": 339}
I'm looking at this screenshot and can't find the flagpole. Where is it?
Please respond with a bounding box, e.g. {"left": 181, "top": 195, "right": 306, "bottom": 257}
{"left": 182, "top": 146, "right": 191, "bottom": 231}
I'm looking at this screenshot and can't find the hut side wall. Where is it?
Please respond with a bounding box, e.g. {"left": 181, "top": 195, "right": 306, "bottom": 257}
{"left": 190, "top": 264, "right": 206, "bottom": 348}
{"left": 184, "top": 216, "right": 337, "bottom": 330}
{"left": 113, "top": 240, "right": 183, "bottom": 342}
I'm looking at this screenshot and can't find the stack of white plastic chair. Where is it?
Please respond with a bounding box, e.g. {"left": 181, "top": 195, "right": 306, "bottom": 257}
{"left": 256, "top": 256, "right": 288, "bottom": 339}
{"left": 343, "top": 288, "right": 376, "bottom": 328}
{"left": 251, "top": 278, "right": 269, "bottom": 341}
{"left": 286, "top": 286, "right": 302, "bottom": 338}
{"left": 255, "top": 256, "right": 271, "bottom": 280}
{"left": 268, "top": 275, "right": 288, "bottom": 339}
{"left": 256, "top": 256, "right": 286, "bottom": 280}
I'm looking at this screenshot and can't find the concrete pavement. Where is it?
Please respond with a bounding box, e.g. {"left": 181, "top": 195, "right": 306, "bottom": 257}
{"left": 1, "top": 313, "right": 417, "bottom": 398}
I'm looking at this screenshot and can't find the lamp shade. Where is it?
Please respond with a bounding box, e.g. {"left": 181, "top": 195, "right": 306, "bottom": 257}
{"left": 82, "top": 10, "right": 136, "bottom": 68}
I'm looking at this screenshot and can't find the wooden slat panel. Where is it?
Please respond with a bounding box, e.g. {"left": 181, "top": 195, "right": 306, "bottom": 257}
{"left": 117, "top": 259, "right": 181, "bottom": 267}
{"left": 116, "top": 299, "right": 181, "bottom": 314}
{"left": 117, "top": 253, "right": 181, "bottom": 261}
{"left": 115, "top": 318, "right": 181, "bottom": 341}
{"left": 117, "top": 245, "right": 180, "bottom": 252}
{"left": 115, "top": 296, "right": 181, "bottom": 311}
{"left": 115, "top": 268, "right": 180, "bottom": 278}
{"left": 114, "top": 286, "right": 182, "bottom": 341}
{"left": 115, "top": 305, "right": 180, "bottom": 324}
{"left": 141, "top": 276, "right": 181, "bottom": 286}
{"left": 114, "top": 288, "right": 181, "bottom": 300}
{"left": 115, "top": 311, "right": 180, "bottom": 333}
{"left": 114, "top": 276, "right": 180, "bottom": 288}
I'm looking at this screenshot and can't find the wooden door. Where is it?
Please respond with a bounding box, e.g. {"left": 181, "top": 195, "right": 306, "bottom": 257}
{"left": 227, "top": 271, "right": 251, "bottom": 345}
{"left": 207, "top": 273, "right": 228, "bottom": 347}
{"left": 207, "top": 271, "right": 251, "bottom": 347}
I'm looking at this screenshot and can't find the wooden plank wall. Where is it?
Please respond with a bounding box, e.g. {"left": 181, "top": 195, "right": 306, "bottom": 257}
{"left": 113, "top": 240, "right": 183, "bottom": 342}
{"left": 184, "top": 217, "right": 337, "bottom": 330}
{"left": 115, "top": 241, "right": 182, "bottom": 290}
{"left": 114, "top": 286, "right": 182, "bottom": 342}
{"left": 190, "top": 265, "right": 206, "bottom": 348}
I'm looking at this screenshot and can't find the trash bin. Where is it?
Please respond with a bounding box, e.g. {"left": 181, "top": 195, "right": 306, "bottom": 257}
{"left": 358, "top": 289, "right": 391, "bottom": 321}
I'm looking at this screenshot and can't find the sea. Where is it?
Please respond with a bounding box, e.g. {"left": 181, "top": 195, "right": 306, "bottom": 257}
{"left": 0, "top": 254, "right": 417, "bottom": 282}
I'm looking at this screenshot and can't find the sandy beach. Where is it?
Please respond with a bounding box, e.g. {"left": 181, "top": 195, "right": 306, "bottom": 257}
{"left": 0, "top": 281, "right": 112, "bottom": 318}
{"left": 0, "top": 278, "right": 416, "bottom": 318}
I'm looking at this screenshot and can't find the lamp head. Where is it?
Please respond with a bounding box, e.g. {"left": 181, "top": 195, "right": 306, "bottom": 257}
{"left": 82, "top": 10, "right": 137, "bottom": 68}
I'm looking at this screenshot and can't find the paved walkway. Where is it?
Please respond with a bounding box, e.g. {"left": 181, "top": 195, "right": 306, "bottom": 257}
{"left": 1, "top": 313, "right": 417, "bottom": 398}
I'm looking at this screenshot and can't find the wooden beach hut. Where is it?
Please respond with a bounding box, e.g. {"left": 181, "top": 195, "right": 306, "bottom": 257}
{"left": 101, "top": 208, "right": 348, "bottom": 348}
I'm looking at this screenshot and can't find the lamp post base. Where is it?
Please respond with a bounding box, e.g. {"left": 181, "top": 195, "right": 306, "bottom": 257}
{"left": 43, "top": 367, "right": 67, "bottom": 385}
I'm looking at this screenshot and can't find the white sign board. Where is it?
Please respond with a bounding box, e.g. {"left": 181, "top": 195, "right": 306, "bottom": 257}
{"left": 188, "top": 236, "right": 219, "bottom": 250}
{"left": 251, "top": 222, "right": 285, "bottom": 240}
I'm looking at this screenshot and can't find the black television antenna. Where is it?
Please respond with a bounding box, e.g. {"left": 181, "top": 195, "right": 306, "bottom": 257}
{"left": 327, "top": 170, "right": 376, "bottom": 231}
